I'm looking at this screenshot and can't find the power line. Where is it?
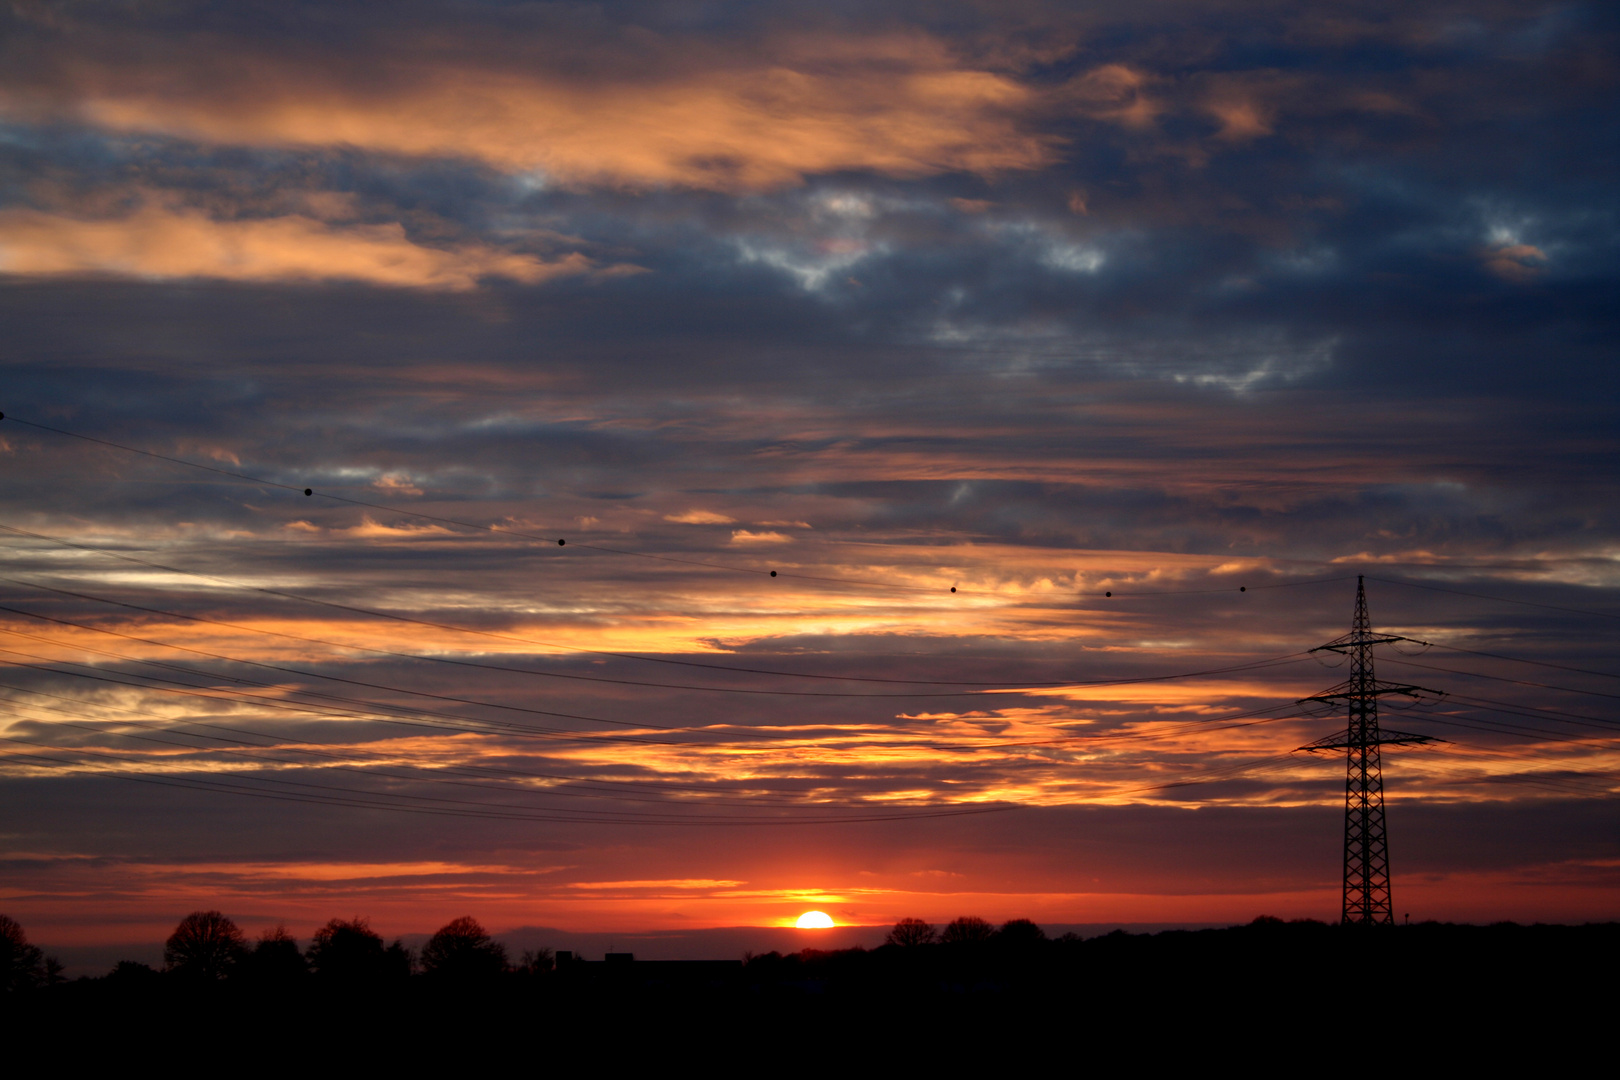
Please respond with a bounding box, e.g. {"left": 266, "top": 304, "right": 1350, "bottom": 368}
{"left": 27, "top": 557, "right": 1605, "bottom": 757}
{"left": 0, "top": 688, "right": 834, "bottom": 808}
{"left": 1125, "top": 752, "right": 1302, "bottom": 793}
{"left": 13, "top": 557, "right": 1607, "bottom": 756}
{"left": 3, "top": 717, "right": 781, "bottom": 821}
{"left": 0, "top": 528, "right": 973, "bottom": 697}
{"left": 1374, "top": 681, "right": 1620, "bottom": 736}
{"left": 1418, "top": 741, "right": 1620, "bottom": 795}
{"left": 0, "top": 725, "right": 1012, "bottom": 825}
{"left": 0, "top": 675, "right": 1318, "bottom": 828}
{"left": 2, "top": 413, "right": 1373, "bottom": 603}
{"left": 1416, "top": 640, "right": 1619, "bottom": 682}
{"left": 9, "top": 708, "right": 935, "bottom": 819}
{"left": 0, "top": 593, "right": 1352, "bottom": 762}
{"left": 0, "top": 592, "right": 1320, "bottom": 752}
{"left": 10, "top": 699, "right": 1309, "bottom": 814}
{"left": 0, "top": 619, "right": 825, "bottom": 739}
{"left": 0, "top": 647, "right": 715, "bottom": 746}
{"left": 8, "top": 557, "right": 1601, "bottom": 761}
{"left": 0, "top": 725, "right": 1335, "bottom": 824}
{"left": 8, "top": 673, "right": 1600, "bottom": 825}
{"left": 0, "top": 413, "right": 958, "bottom": 594}
{"left": 0, "top": 737, "right": 1020, "bottom": 826}
{"left": 1368, "top": 574, "right": 1620, "bottom": 622}
{"left": 1089, "top": 574, "right": 1354, "bottom": 599}
{"left": 1425, "top": 689, "right": 1619, "bottom": 731}
{"left": 1409, "top": 709, "right": 1617, "bottom": 744}
{"left": 0, "top": 629, "right": 1318, "bottom": 756}
{"left": 1377, "top": 655, "right": 1620, "bottom": 701}
{"left": 0, "top": 534, "right": 1312, "bottom": 698}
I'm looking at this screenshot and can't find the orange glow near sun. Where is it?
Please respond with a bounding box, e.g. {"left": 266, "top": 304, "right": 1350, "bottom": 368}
{"left": 795, "top": 910, "right": 836, "bottom": 929}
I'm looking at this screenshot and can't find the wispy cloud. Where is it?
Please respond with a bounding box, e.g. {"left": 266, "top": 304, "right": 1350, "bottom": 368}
{"left": 0, "top": 203, "right": 593, "bottom": 288}
{"left": 2, "top": 30, "right": 1056, "bottom": 191}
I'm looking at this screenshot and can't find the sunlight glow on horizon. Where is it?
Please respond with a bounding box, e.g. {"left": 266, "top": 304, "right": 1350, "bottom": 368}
{"left": 795, "top": 910, "right": 836, "bottom": 929}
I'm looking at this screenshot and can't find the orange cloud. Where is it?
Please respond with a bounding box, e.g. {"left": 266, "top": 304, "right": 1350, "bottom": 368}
{"left": 0, "top": 203, "right": 592, "bottom": 288}
{"left": 372, "top": 474, "right": 424, "bottom": 497}
{"left": 565, "top": 879, "right": 747, "bottom": 891}
{"left": 1061, "top": 64, "right": 1161, "bottom": 129}
{"left": 1205, "top": 97, "right": 1274, "bottom": 141}
{"left": 1481, "top": 242, "right": 1548, "bottom": 281}
{"left": 3, "top": 34, "right": 1057, "bottom": 191}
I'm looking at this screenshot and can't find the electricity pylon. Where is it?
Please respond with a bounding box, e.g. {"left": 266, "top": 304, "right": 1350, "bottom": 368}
{"left": 1298, "top": 576, "right": 1440, "bottom": 926}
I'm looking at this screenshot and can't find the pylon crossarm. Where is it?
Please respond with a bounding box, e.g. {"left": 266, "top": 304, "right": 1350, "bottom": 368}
{"left": 1296, "top": 729, "right": 1440, "bottom": 752}
{"left": 1303, "top": 681, "right": 1430, "bottom": 704}
{"left": 1296, "top": 730, "right": 1352, "bottom": 753}
{"left": 1372, "top": 729, "right": 1440, "bottom": 747}
{"left": 1311, "top": 633, "right": 1402, "bottom": 655}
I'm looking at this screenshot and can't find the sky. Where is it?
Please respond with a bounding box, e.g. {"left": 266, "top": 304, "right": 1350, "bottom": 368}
{"left": 1, "top": 1, "right": 1617, "bottom": 966}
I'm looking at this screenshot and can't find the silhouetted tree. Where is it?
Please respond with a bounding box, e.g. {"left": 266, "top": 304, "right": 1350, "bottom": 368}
{"left": 1, "top": 914, "right": 46, "bottom": 992}
{"left": 997, "top": 918, "right": 1047, "bottom": 946}
{"left": 941, "top": 916, "right": 995, "bottom": 945}
{"left": 308, "top": 917, "right": 411, "bottom": 982}
{"left": 164, "top": 910, "right": 246, "bottom": 980}
{"left": 106, "top": 960, "right": 162, "bottom": 986}
{"left": 886, "top": 918, "right": 936, "bottom": 947}
{"left": 240, "top": 924, "right": 308, "bottom": 984}
{"left": 421, "top": 916, "right": 507, "bottom": 981}
{"left": 519, "top": 947, "right": 555, "bottom": 976}
{"left": 384, "top": 939, "right": 414, "bottom": 979}
{"left": 308, "top": 917, "right": 386, "bottom": 980}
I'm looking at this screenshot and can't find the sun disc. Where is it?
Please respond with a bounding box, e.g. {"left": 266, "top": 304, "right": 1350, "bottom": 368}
{"left": 795, "top": 910, "right": 835, "bottom": 929}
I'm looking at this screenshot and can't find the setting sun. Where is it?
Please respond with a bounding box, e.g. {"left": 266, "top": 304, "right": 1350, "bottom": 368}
{"left": 795, "top": 911, "right": 836, "bottom": 929}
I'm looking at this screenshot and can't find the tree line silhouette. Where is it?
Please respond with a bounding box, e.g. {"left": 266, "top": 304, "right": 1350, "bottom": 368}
{"left": 6, "top": 905, "right": 1618, "bottom": 1040}
{"left": 162, "top": 910, "right": 553, "bottom": 984}
{"left": 10, "top": 907, "right": 1615, "bottom": 1065}
{"left": 882, "top": 915, "right": 1044, "bottom": 948}
{"left": 1, "top": 910, "right": 552, "bottom": 992}
{"left": 2, "top": 909, "right": 1053, "bottom": 990}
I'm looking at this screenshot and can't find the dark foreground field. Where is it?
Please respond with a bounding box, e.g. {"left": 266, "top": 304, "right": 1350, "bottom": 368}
{"left": 11, "top": 918, "right": 1618, "bottom": 1065}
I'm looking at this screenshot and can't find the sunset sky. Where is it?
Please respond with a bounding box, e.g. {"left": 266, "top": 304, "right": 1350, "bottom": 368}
{"left": 1, "top": 1, "right": 1616, "bottom": 968}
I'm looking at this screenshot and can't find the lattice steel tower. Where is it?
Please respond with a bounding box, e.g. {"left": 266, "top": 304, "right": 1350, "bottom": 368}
{"left": 1300, "top": 576, "right": 1436, "bottom": 925}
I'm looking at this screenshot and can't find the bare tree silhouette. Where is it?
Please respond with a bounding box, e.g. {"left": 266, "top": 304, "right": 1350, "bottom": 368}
{"left": 941, "top": 916, "right": 995, "bottom": 945}
{"left": 1, "top": 914, "right": 46, "bottom": 992}
{"left": 164, "top": 910, "right": 247, "bottom": 980}
{"left": 519, "top": 947, "right": 555, "bottom": 976}
{"left": 885, "top": 918, "right": 936, "bottom": 947}
{"left": 421, "top": 916, "right": 508, "bottom": 981}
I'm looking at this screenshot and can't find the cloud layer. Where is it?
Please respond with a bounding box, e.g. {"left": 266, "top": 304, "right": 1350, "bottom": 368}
{"left": 0, "top": 202, "right": 594, "bottom": 287}
{"left": 1, "top": 0, "right": 1616, "bottom": 960}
